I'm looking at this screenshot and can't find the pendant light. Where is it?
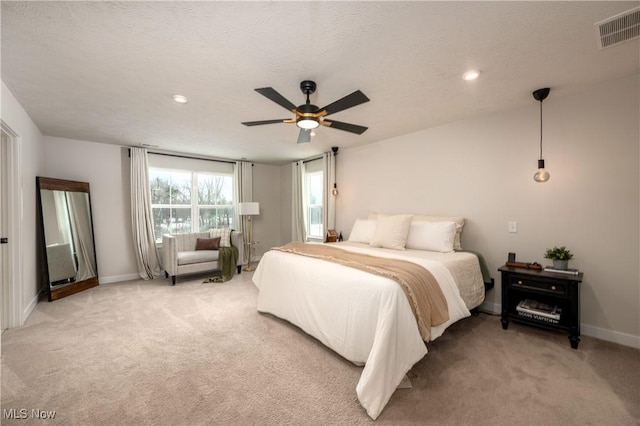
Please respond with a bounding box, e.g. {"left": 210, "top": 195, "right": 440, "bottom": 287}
{"left": 533, "top": 88, "right": 550, "bottom": 183}
{"left": 331, "top": 146, "right": 339, "bottom": 196}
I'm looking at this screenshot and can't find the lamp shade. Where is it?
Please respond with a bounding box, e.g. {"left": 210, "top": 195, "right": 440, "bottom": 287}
{"left": 238, "top": 202, "right": 260, "bottom": 216}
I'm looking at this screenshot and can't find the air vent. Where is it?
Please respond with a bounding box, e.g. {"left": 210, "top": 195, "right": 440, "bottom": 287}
{"left": 595, "top": 6, "right": 640, "bottom": 49}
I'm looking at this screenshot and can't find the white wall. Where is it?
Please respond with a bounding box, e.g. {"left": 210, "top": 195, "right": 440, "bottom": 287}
{"left": 1, "top": 81, "right": 45, "bottom": 322}
{"left": 42, "top": 137, "right": 138, "bottom": 282}
{"left": 333, "top": 74, "right": 639, "bottom": 347}
{"left": 252, "top": 163, "right": 284, "bottom": 258}
{"left": 279, "top": 163, "right": 293, "bottom": 245}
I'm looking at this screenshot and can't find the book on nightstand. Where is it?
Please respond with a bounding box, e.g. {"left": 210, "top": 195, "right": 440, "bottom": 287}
{"left": 516, "top": 299, "right": 562, "bottom": 321}
{"left": 516, "top": 310, "right": 561, "bottom": 324}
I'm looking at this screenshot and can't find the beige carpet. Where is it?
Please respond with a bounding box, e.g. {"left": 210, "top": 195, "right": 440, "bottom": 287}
{"left": 1, "top": 272, "right": 638, "bottom": 425}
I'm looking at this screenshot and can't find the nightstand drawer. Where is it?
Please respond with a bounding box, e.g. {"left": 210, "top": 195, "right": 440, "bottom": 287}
{"left": 509, "top": 276, "right": 567, "bottom": 295}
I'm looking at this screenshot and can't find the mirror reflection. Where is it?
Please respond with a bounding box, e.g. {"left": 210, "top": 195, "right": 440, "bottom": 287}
{"left": 37, "top": 177, "right": 99, "bottom": 301}
{"left": 41, "top": 190, "right": 96, "bottom": 285}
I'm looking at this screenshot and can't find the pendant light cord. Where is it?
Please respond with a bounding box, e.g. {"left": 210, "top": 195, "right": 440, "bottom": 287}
{"left": 539, "top": 100, "right": 543, "bottom": 160}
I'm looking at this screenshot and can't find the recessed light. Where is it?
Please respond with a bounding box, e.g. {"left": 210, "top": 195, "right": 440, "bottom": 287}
{"left": 463, "top": 70, "right": 480, "bottom": 81}
{"left": 172, "top": 94, "right": 188, "bottom": 104}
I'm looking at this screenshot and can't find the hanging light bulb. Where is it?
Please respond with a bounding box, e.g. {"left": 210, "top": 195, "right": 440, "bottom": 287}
{"left": 532, "top": 88, "right": 551, "bottom": 183}
{"left": 534, "top": 159, "right": 550, "bottom": 183}
{"left": 331, "top": 146, "right": 339, "bottom": 196}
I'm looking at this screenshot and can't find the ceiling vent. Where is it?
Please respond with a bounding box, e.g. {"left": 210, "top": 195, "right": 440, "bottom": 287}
{"left": 595, "top": 6, "right": 640, "bottom": 49}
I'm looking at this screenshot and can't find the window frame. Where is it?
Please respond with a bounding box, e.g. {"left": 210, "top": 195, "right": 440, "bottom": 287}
{"left": 149, "top": 167, "right": 234, "bottom": 243}
{"left": 304, "top": 168, "right": 324, "bottom": 241}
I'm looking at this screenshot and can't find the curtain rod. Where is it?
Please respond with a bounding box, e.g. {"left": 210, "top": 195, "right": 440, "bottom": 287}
{"left": 302, "top": 155, "right": 323, "bottom": 164}
{"left": 128, "top": 148, "right": 245, "bottom": 165}
{"left": 149, "top": 151, "right": 237, "bottom": 165}
{"left": 300, "top": 147, "right": 337, "bottom": 164}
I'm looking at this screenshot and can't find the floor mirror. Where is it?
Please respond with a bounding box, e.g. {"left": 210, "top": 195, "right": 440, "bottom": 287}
{"left": 36, "top": 177, "right": 99, "bottom": 301}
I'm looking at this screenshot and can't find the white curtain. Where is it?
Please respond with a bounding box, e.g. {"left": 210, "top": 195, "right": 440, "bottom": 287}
{"left": 234, "top": 161, "right": 253, "bottom": 262}
{"left": 53, "top": 191, "right": 73, "bottom": 246}
{"left": 66, "top": 192, "right": 96, "bottom": 281}
{"left": 291, "top": 161, "right": 306, "bottom": 242}
{"left": 322, "top": 152, "right": 336, "bottom": 234}
{"left": 130, "top": 147, "right": 163, "bottom": 279}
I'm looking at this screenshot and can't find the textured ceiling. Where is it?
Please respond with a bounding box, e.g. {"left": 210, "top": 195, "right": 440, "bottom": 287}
{"left": 2, "top": 1, "right": 638, "bottom": 164}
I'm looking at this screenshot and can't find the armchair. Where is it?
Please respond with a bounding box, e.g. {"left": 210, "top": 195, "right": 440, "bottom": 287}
{"left": 162, "top": 230, "right": 244, "bottom": 285}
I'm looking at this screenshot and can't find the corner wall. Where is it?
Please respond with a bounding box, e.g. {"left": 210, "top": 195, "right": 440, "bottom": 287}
{"left": 42, "top": 138, "right": 138, "bottom": 282}
{"left": 252, "top": 163, "right": 284, "bottom": 258}
{"left": 335, "top": 74, "right": 639, "bottom": 347}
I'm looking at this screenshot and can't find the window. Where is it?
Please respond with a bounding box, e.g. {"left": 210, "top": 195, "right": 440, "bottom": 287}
{"left": 304, "top": 164, "right": 324, "bottom": 240}
{"left": 150, "top": 169, "right": 234, "bottom": 242}
{"left": 197, "top": 173, "right": 234, "bottom": 232}
{"left": 150, "top": 170, "right": 192, "bottom": 239}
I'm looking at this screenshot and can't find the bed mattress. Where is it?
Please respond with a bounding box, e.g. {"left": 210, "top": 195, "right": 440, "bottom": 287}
{"left": 252, "top": 242, "right": 484, "bottom": 419}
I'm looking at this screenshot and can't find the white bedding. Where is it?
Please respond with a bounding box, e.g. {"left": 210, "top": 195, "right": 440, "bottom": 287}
{"left": 252, "top": 242, "right": 484, "bottom": 420}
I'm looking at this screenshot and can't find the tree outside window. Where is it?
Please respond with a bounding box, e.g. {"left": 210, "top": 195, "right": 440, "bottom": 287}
{"left": 150, "top": 169, "right": 234, "bottom": 242}
{"left": 150, "top": 170, "right": 192, "bottom": 239}
{"left": 197, "top": 173, "right": 234, "bottom": 232}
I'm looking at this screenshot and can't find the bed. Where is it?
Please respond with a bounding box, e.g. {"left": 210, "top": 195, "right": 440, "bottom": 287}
{"left": 252, "top": 215, "right": 488, "bottom": 420}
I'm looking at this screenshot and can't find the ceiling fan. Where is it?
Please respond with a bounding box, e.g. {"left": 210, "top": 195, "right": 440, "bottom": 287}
{"left": 241, "top": 80, "right": 370, "bottom": 144}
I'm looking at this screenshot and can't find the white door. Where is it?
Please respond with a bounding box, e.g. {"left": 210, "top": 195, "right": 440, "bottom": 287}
{"left": 1, "top": 130, "right": 8, "bottom": 331}
{"left": 0, "top": 122, "right": 20, "bottom": 332}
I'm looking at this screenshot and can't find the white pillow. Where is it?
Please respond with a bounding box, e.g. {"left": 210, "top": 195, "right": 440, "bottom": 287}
{"left": 405, "top": 221, "right": 456, "bottom": 253}
{"left": 369, "top": 214, "right": 413, "bottom": 250}
{"left": 369, "top": 212, "right": 465, "bottom": 250}
{"left": 210, "top": 227, "right": 232, "bottom": 248}
{"left": 348, "top": 219, "right": 377, "bottom": 244}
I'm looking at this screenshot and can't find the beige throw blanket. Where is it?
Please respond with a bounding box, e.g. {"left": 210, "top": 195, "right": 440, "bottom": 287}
{"left": 272, "top": 242, "right": 449, "bottom": 341}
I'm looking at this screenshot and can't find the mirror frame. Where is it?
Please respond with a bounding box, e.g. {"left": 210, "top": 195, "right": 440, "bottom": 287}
{"left": 36, "top": 177, "right": 99, "bottom": 301}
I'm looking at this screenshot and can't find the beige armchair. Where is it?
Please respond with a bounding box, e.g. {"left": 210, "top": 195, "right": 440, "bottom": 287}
{"left": 162, "top": 230, "right": 244, "bottom": 285}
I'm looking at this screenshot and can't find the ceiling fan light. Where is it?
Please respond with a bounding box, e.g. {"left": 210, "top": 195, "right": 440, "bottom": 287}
{"left": 297, "top": 118, "right": 319, "bottom": 130}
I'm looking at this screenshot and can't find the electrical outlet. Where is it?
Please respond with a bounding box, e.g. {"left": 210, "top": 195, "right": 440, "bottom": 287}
{"left": 508, "top": 222, "right": 518, "bottom": 233}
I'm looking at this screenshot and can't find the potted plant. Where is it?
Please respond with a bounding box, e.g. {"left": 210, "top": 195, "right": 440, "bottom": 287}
{"left": 544, "top": 246, "right": 574, "bottom": 270}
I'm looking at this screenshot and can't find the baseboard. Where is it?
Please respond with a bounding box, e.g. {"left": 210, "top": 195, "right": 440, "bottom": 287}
{"left": 99, "top": 273, "right": 140, "bottom": 284}
{"left": 581, "top": 324, "right": 640, "bottom": 349}
{"left": 23, "top": 290, "right": 40, "bottom": 326}
{"left": 488, "top": 302, "right": 639, "bottom": 349}
{"left": 479, "top": 300, "right": 500, "bottom": 315}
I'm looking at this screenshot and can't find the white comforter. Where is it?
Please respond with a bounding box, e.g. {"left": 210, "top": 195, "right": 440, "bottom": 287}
{"left": 252, "top": 243, "right": 471, "bottom": 420}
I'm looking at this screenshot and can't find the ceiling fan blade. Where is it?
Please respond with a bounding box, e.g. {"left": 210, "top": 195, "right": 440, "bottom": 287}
{"left": 321, "top": 119, "right": 368, "bottom": 135}
{"left": 297, "top": 129, "right": 311, "bottom": 144}
{"left": 255, "top": 87, "right": 298, "bottom": 112}
{"left": 319, "top": 90, "right": 369, "bottom": 116}
{"left": 242, "top": 119, "right": 290, "bottom": 126}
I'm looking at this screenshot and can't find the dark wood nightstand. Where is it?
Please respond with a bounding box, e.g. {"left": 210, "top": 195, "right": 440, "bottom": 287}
{"left": 499, "top": 265, "right": 583, "bottom": 349}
